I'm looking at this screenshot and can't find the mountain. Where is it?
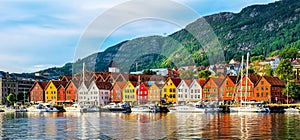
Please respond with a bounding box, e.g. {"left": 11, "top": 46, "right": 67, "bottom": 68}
{"left": 34, "top": 0, "right": 300, "bottom": 76}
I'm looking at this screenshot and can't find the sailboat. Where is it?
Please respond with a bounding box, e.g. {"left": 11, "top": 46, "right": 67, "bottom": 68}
{"left": 284, "top": 82, "right": 300, "bottom": 113}
{"left": 230, "top": 53, "right": 270, "bottom": 113}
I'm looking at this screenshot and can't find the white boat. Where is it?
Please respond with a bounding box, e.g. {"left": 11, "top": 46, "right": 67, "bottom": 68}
{"left": 131, "top": 105, "right": 152, "bottom": 112}
{"left": 86, "top": 106, "right": 100, "bottom": 112}
{"left": 44, "top": 104, "right": 59, "bottom": 112}
{"left": 230, "top": 101, "right": 270, "bottom": 112}
{"left": 102, "top": 103, "right": 132, "bottom": 113}
{"left": 172, "top": 105, "right": 205, "bottom": 113}
{"left": 64, "top": 104, "right": 83, "bottom": 112}
{"left": 284, "top": 107, "right": 300, "bottom": 113}
{"left": 27, "top": 104, "right": 47, "bottom": 112}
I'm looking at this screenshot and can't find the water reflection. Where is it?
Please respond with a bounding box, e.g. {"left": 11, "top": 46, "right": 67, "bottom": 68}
{"left": 0, "top": 112, "right": 299, "bottom": 139}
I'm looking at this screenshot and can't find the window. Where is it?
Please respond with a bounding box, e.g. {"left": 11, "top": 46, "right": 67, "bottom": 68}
{"left": 261, "top": 87, "right": 264, "bottom": 90}
{"left": 257, "top": 93, "right": 259, "bottom": 97}
{"left": 191, "top": 90, "right": 193, "bottom": 93}
{"left": 261, "top": 81, "right": 264, "bottom": 85}
{"left": 164, "top": 88, "right": 166, "bottom": 92}
{"left": 261, "top": 93, "right": 264, "bottom": 97}
{"left": 266, "top": 92, "right": 269, "bottom": 97}
{"left": 266, "top": 86, "right": 269, "bottom": 90}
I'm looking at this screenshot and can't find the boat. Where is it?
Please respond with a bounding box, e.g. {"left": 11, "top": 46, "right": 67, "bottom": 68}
{"left": 284, "top": 107, "right": 300, "bottom": 113}
{"left": 15, "top": 106, "right": 27, "bottom": 112}
{"left": 101, "top": 103, "right": 131, "bottom": 113}
{"left": 64, "top": 104, "right": 84, "bottom": 112}
{"left": 230, "top": 101, "right": 270, "bottom": 112}
{"left": 171, "top": 104, "right": 205, "bottom": 113}
{"left": 44, "top": 103, "right": 59, "bottom": 112}
{"left": 85, "top": 106, "right": 100, "bottom": 112}
{"left": 231, "top": 53, "right": 270, "bottom": 113}
{"left": 131, "top": 105, "right": 152, "bottom": 112}
{"left": 27, "top": 104, "right": 47, "bottom": 112}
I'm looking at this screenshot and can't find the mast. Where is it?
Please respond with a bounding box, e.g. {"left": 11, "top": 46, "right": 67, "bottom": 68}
{"left": 82, "top": 62, "right": 85, "bottom": 83}
{"left": 240, "top": 56, "right": 244, "bottom": 103}
{"left": 245, "top": 52, "right": 249, "bottom": 101}
{"left": 138, "top": 75, "right": 141, "bottom": 105}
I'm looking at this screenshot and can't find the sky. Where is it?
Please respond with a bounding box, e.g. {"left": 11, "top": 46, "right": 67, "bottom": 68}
{"left": 0, "top": 0, "right": 277, "bottom": 73}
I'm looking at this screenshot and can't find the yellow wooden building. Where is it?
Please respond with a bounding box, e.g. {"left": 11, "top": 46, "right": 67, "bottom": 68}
{"left": 161, "top": 78, "right": 181, "bottom": 104}
{"left": 122, "top": 81, "right": 137, "bottom": 105}
{"left": 44, "top": 80, "right": 63, "bottom": 104}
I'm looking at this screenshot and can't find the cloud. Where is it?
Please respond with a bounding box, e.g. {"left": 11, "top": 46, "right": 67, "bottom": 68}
{"left": 0, "top": 0, "right": 277, "bottom": 73}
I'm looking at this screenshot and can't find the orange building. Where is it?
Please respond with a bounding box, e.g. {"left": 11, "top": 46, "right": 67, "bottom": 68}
{"left": 236, "top": 74, "right": 261, "bottom": 101}
{"left": 110, "top": 82, "right": 126, "bottom": 103}
{"left": 220, "top": 75, "right": 238, "bottom": 102}
{"left": 254, "top": 76, "right": 285, "bottom": 103}
{"left": 65, "top": 80, "right": 78, "bottom": 104}
{"left": 202, "top": 78, "right": 224, "bottom": 101}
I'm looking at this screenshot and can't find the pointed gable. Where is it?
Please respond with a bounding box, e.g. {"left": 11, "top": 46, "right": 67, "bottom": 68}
{"left": 248, "top": 74, "right": 261, "bottom": 85}
{"left": 184, "top": 80, "right": 192, "bottom": 87}
{"left": 197, "top": 78, "right": 207, "bottom": 87}
{"left": 211, "top": 78, "right": 224, "bottom": 87}
{"left": 171, "top": 78, "right": 182, "bottom": 87}
{"left": 96, "top": 82, "right": 112, "bottom": 90}
{"left": 115, "top": 82, "right": 127, "bottom": 90}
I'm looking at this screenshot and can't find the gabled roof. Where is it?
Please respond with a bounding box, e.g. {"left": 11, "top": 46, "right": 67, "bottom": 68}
{"left": 170, "top": 78, "right": 182, "bottom": 87}
{"left": 95, "top": 82, "right": 112, "bottom": 90}
{"left": 115, "top": 82, "right": 127, "bottom": 90}
{"left": 248, "top": 74, "right": 261, "bottom": 85}
{"left": 228, "top": 75, "right": 239, "bottom": 84}
{"left": 61, "top": 76, "right": 72, "bottom": 82}
{"left": 30, "top": 81, "right": 48, "bottom": 91}
{"left": 211, "top": 78, "right": 224, "bottom": 86}
{"left": 263, "top": 76, "right": 285, "bottom": 86}
{"left": 197, "top": 78, "right": 207, "bottom": 87}
{"left": 184, "top": 80, "right": 192, "bottom": 87}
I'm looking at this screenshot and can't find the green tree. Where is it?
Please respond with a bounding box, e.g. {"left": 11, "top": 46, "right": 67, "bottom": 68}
{"left": 283, "top": 80, "right": 300, "bottom": 100}
{"left": 198, "top": 70, "right": 211, "bottom": 79}
{"left": 7, "top": 93, "right": 16, "bottom": 106}
{"left": 239, "top": 68, "right": 256, "bottom": 76}
{"left": 275, "top": 59, "right": 293, "bottom": 81}
{"left": 264, "top": 64, "right": 273, "bottom": 76}
{"left": 179, "top": 70, "right": 194, "bottom": 80}
{"left": 279, "top": 47, "right": 299, "bottom": 59}
{"left": 142, "top": 69, "right": 156, "bottom": 75}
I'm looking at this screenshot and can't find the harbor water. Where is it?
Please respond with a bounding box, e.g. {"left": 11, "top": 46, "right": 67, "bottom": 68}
{"left": 0, "top": 112, "right": 299, "bottom": 139}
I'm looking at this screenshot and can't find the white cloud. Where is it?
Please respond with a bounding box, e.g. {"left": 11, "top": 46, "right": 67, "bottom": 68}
{"left": 0, "top": 0, "right": 277, "bottom": 73}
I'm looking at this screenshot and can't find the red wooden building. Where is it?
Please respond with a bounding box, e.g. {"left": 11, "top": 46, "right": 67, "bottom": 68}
{"left": 136, "top": 83, "right": 149, "bottom": 104}
{"left": 202, "top": 78, "right": 223, "bottom": 101}
{"left": 29, "top": 81, "right": 48, "bottom": 103}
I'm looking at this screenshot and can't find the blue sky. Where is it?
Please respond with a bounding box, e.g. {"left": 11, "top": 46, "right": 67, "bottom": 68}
{"left": 0, "top": 0, "right": 276, "bottom": 73}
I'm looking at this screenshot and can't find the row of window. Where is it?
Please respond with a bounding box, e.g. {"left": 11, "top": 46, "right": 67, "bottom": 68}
{"left": 164, "top": 94, "right": 176, "bottom": 98}
{"left": 124, "top": 95, "right": 135, "bottom": 99}
{"left": 163, "top": 88, "right": 176, "bottom": 93}
{"left": 45, "top": 91, "right": 56, "bottom": 94}
{"left": 178, "top": 94, "right": 201, "bottom": 99}
{"left": 256, "top": 92, "right": 269, "bottom": 97}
